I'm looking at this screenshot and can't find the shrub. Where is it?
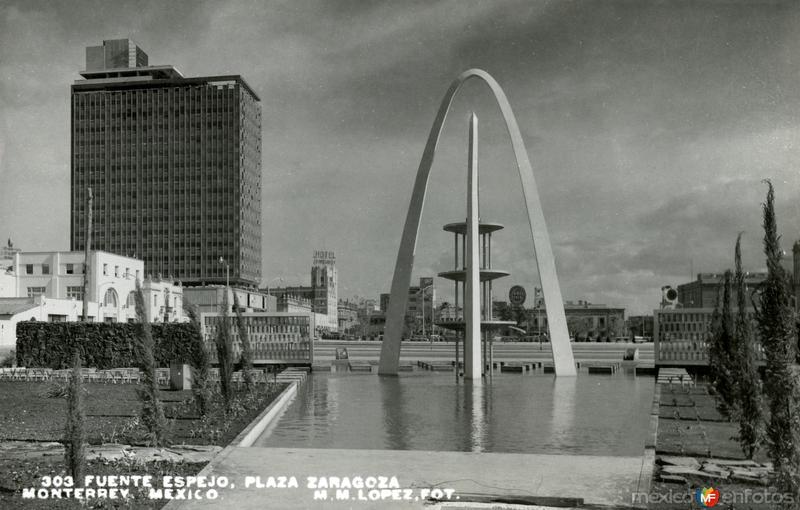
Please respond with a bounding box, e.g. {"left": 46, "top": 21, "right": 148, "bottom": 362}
{"left": 233, "top": 293, "right": 254, "bottom": 391}
{"left": 16, "top": 322, "right": 203, "bottom": 369}
{"left": 64, "top": 350, "right": 85, "bottom": 486}
{"left": 133, "top": 280, "right": 166, "bottom": 446}
{"left": 40, "top": 378, "right": 89, "bottom": 399}
{"left": 1, "top": 349, "right": 15, "bottom": 367}
{"left": 185, "top": 300, "right": 212, "bottom": 417}
{"left": 708, "top": 270, "right": 738, "bottom": 418}
{"left": 733, "top": 233, "right": 763, "bottom": 459}
{"left": 215, "top": 291, "right": 233, "bottom": 408}
{"left": 753, "top": 180, "right": 800, "bottom": 496}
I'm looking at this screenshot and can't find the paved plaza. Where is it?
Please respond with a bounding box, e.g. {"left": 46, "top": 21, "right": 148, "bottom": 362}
{"left": 168, "top": 447, "right": 650, "bottom": 509}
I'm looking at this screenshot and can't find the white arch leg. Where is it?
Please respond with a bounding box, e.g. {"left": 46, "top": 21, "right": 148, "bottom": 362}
{"left": 378, "top": 69, "right": 576, "bottom": 376}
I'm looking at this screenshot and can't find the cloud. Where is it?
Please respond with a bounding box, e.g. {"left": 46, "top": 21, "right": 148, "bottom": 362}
{"left": 2, "top": 0, "right": 800, "bottom": 317}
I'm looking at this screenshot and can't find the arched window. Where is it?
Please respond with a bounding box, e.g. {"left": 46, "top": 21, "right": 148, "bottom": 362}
{"left": 126, "top": 291, "right": 137, "bottom": 308}
{"left": 103, "top": 288, "right": 118, "bottom": 308}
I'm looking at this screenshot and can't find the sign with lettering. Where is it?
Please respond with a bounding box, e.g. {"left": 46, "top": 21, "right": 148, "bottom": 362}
{"left": 509, "top": 285, "right": 526, "bottom": 306}
{"left": 313, "top": 250, "right": 336, "bottom": 265}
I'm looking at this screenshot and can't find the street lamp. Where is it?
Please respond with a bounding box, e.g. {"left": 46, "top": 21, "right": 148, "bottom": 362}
{"left": 418, "top": 282, "right": 434, "bottom": 344}
{"left": 265, "top": 277, "right": 284, "bottom": 312}
{"left": 265, "top": 276, "right": 284, "bottom": 295}
{"left": 218, "top": 257, "right": 229, "bottom": 288}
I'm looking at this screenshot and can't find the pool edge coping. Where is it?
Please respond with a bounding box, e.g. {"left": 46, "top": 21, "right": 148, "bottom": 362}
{"left": 164, "top": 380, "right": 299, "bottom": 510}
{"left": 634, "top": 380, "right": 661, "bottom": 507}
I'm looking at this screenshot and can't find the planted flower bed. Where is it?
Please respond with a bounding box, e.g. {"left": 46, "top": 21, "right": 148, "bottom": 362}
{"left": 0, "top": 379, "right": 287, "bottom": 509}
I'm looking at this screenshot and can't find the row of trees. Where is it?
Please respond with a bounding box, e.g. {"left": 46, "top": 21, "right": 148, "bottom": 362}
{"left": 65, "top": 283, "right": 257, "bottom": 484}
{"left": 494, "top": 302, "right": 628, "bottom": 340}
{"left": 211, "top": 292, "right": 257, "bottom": 408}
{"left": 66, "top": 280, "right": 171, "bottom": 482}
{"left": 708, "top": 181, "right": 800, "bottom": 499}
{"left": 66, "top": 185, "right": 262, "bottom": 480}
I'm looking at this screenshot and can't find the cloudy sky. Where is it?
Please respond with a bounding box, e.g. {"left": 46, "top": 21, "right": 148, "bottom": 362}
{"left": 2, "top": 0, "right": 800, "bottom": 314}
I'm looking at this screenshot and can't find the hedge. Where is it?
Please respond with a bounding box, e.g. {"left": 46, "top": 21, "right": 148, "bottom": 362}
{"left": 16, "top": 322, "right": 205, "bottom": 370}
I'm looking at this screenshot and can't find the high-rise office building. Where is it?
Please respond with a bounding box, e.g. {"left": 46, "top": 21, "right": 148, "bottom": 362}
{"left": 70, "top": 39, "right": 262, "bottom": 287}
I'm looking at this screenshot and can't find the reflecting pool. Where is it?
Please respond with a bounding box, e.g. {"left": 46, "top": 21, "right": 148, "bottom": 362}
{"left": 254, "top": 372, "right": 654, "bottom": 456}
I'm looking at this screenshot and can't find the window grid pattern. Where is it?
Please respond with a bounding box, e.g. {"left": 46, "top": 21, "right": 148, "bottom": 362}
{"left": 70, "top": 78, "right": 262, "bottom": 285}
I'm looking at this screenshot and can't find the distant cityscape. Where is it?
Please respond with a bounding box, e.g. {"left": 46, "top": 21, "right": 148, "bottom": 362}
{"left": 3, "top": 38, "right": 800, "bottom": 371}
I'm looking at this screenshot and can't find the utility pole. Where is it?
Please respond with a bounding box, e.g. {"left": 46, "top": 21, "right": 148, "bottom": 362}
{"left": 82, "top": 187, "right": 92, "bottom": 322}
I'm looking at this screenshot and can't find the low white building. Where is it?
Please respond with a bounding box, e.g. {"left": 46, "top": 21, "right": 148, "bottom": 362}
{"left": 0, "top": 295, "right": 101, "bottom": 349}
{"left": 0, "top": 250, "right": 185, "bottom": 348}
{"left": 0, "top": 266, "right": 15, "bottom": 298}
{"left": 183, "top": 286, "right": 276, "bottom": 315}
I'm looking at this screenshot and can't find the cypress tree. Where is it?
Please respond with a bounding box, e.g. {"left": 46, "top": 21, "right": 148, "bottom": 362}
{"left": 185, "top": 301, "right": 211, "bottom": 417}
{"left": 64, "top": 349, "right": 85, "bottom": 486}
{"left": 754, "top": 180, "right": 800, "bottom": 495}
{"left": 733, "top": 233, "right": 763, "bottom": 459}
{"left": 709, "top": 270, "right": 738, "bottom": 418}
{"left": 233, "top": 293, "right": 255, "bottom": 391}
{"left": 215, "top": 291, "right": 234, "bottom": 408}
{"left": 134, "top": 280, "right": 166, "bottom": 446}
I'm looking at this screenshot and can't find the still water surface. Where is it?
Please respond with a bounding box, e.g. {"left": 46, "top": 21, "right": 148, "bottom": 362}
{"left": 255, "top": 372, "right": 653, "bottom": 456}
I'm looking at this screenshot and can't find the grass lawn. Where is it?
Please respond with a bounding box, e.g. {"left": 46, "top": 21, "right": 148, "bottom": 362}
{"left": 0, "top": 379, "right": 287, "bottom": 509}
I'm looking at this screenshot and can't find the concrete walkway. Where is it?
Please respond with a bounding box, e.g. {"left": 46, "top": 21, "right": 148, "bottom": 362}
{"left": 169, "top": 447, "right": 648, "bottom": 509}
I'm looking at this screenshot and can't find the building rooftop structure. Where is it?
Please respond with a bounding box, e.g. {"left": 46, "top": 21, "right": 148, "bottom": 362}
{"left": 0, "top": 298, "right": 39, "bottom": 318}
{"left": 70, "top": 39, "right": 262, "bottom": 287}
{"left": 676, "top": 272, "right": 767, "bottom": 309}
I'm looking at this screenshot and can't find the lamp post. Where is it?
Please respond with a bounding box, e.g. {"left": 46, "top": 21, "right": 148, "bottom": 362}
{"left": 265, "top": 276, "right": 284, "bottom": 296}
{"left": 219, "top": 257, "right": 230, "bottom": 314}
{"left": 265, "top": 277, "right": 284, "bottom": 312}
{"left": 417, "top": 282, "right": 433, "bottom": 345}
{"left": 218, "top": 257, "right": 230, "bottom": 288}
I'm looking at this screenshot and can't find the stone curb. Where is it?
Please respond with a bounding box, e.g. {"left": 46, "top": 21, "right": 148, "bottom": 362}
{"left": 164, "top": 380, "right": 299, "bottom": 510}
{"left": 634, "top": 380, "right": 661, "bottom": 507}
{"left": 233, "top": 381, "right": 298, "bottom": 447}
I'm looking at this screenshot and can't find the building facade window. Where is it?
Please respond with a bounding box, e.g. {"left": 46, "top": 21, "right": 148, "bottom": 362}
{"left": 67, "top": 286, "right": 84, "bottom": 300}
{"left": 27, "top": 286, "right": 46, "bottom": 297}
{"left": 25, "top": 264, "right": 33, "bottom": 275}
{"left": 42, "top": 264, "right": 50, "bottom": 275}
{"left": 103, "top": 288, "right": 118, "bottom": 308}
{"left": 103, "top": 263, "right": 108, "bottom": 275}
{"left": 66, "top": 263, "right": 75, "bottom": 275}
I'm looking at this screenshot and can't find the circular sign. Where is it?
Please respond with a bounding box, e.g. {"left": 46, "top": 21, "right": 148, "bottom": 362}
{"left": 509, "top": 285, "right": 526, "bottom": 306}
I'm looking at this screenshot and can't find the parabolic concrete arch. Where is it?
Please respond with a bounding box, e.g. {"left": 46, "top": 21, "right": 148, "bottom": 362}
{"left": 377, "top": 69, "right": 577, "bottom": 376}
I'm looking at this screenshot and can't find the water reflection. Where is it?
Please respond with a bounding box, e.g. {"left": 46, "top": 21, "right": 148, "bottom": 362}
{"left": 256, "top": 372, "right": 653, "bottom": 455}
{"left": 549, "top": 376, "right": 577, "bottom": 450}
{"left": 465, "top": 381, "right": 486, "bottom": 452}
{"left": 380, "top": 377, "right": 409, "bottom": 450}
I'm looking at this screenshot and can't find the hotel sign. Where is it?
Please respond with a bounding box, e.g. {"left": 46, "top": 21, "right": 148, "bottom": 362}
{"left": 314, "top": 250, "right": 336, "bottom": 265}
{"left": 509, "top": 285, "right": 526, "bottom": 306}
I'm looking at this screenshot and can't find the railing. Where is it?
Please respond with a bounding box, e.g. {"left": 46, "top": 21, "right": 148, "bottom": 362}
{"left": 205, "top": 339, "right": 313, "bottom": 364}
{"left": 656, "top": 338, "right": 766, "bottom": 364}
{"left": 0, "top": 367, "right": 145, "bottom": 383}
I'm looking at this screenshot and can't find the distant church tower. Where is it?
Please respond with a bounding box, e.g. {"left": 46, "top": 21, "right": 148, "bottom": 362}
{"left": 312, "top": 251, "right": 338, "bottom": 330}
